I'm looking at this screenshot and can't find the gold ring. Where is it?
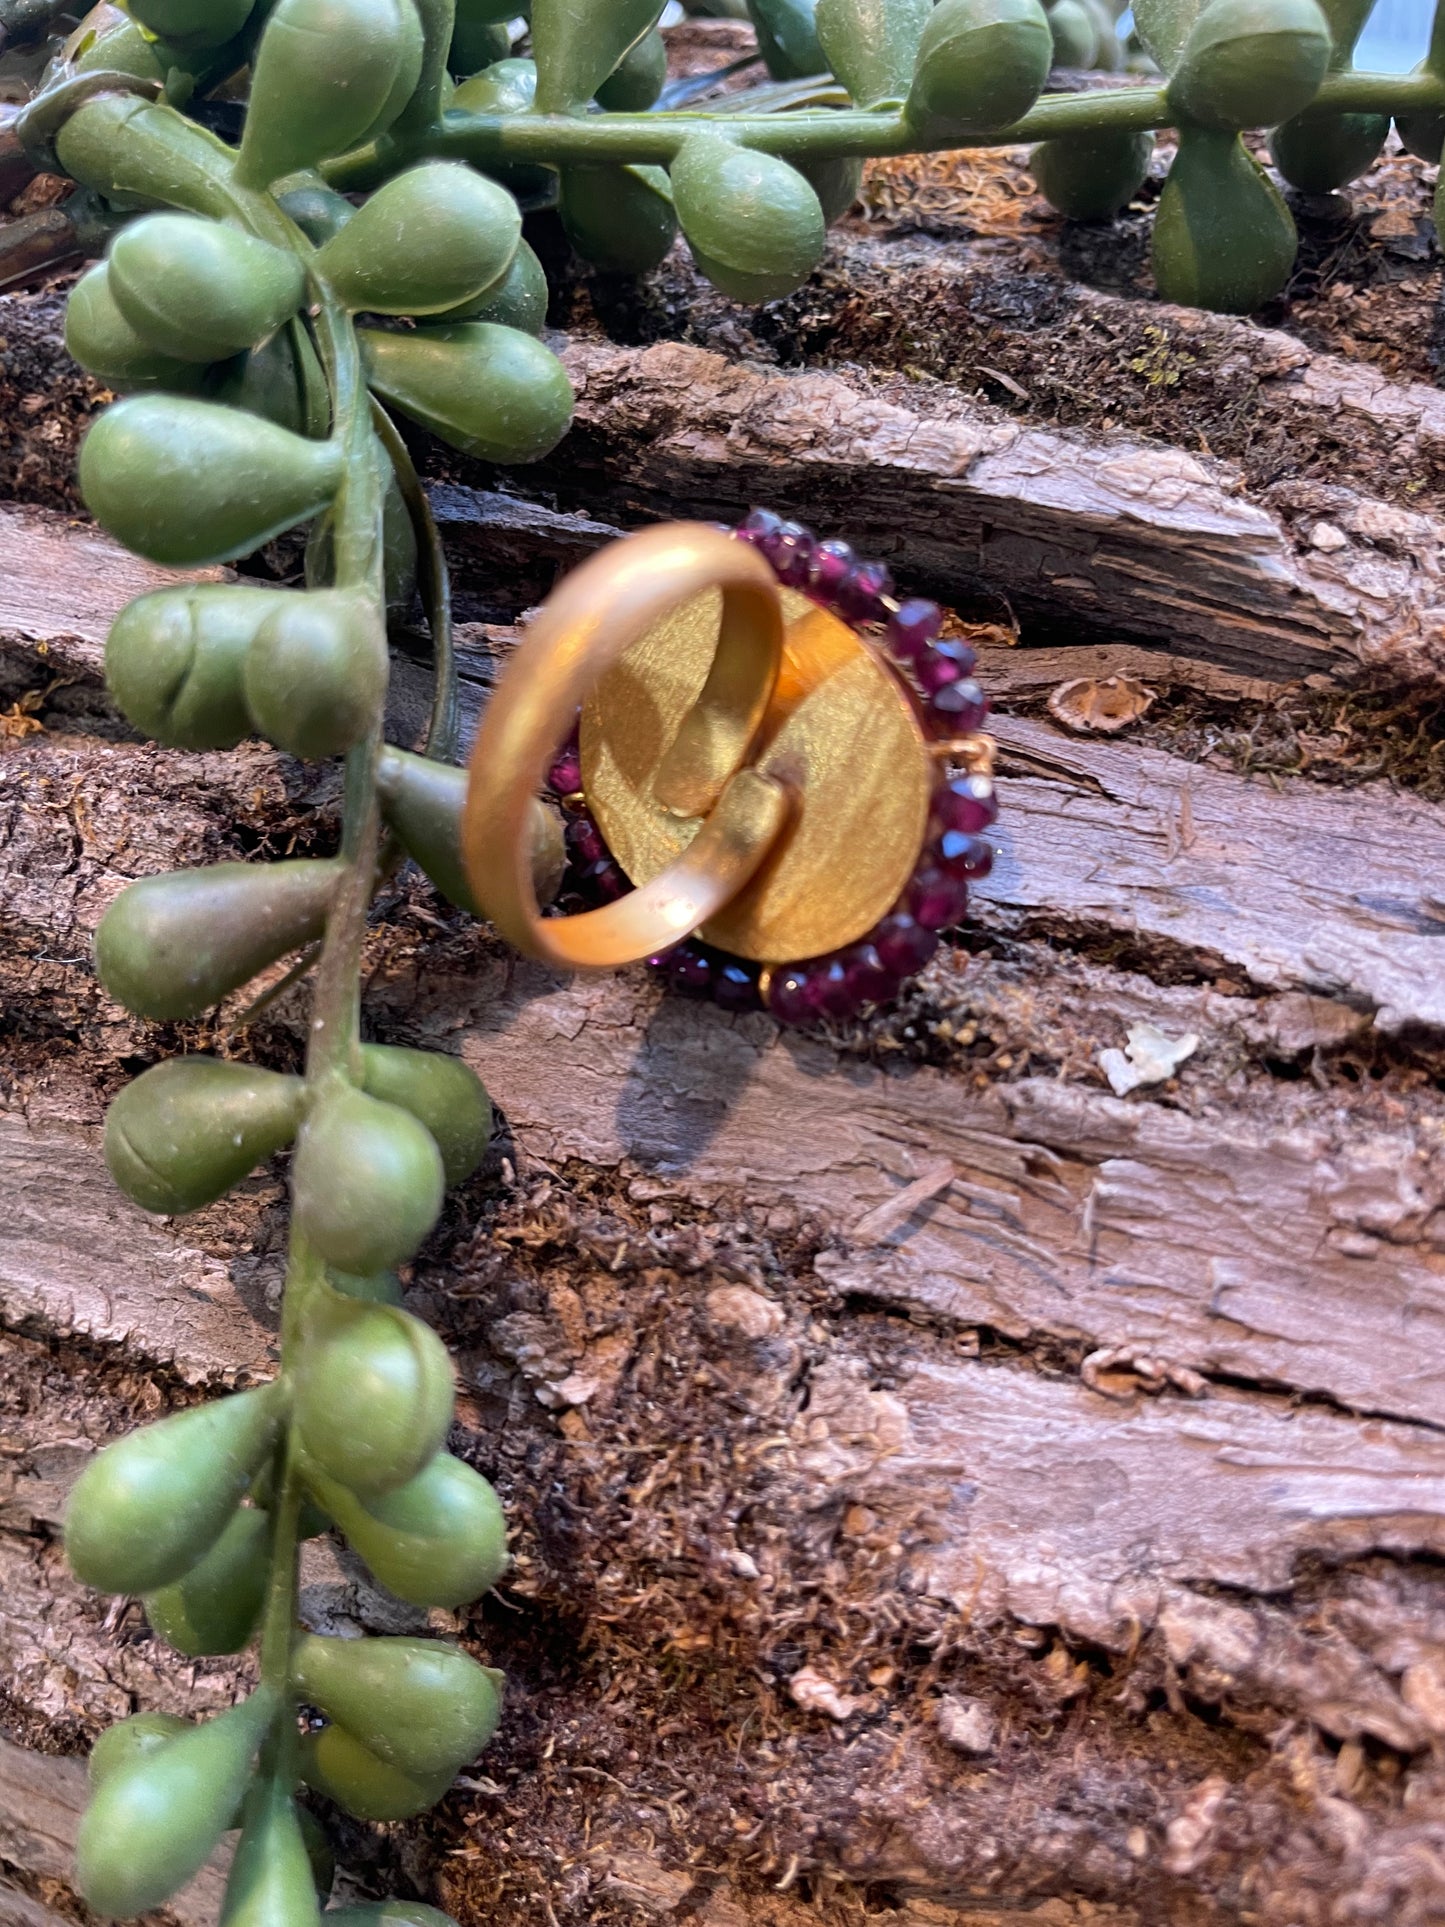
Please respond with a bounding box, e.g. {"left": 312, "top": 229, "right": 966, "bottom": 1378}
{"left": 461, "top": 523, "right": 791, "bottom": 970}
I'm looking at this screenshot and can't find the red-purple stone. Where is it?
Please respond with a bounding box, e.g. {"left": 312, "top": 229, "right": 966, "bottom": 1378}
{"left": 915, "top": 645, "right": 964, "bottom": 694}
{"left": 807, "top": 957, "right": 856, "bottom": 1018}
{"left": 669, "top": 943, "right": 714, "bottom": 994}
{"left": 841, "top": 941, "right": 897, "bottom": 1006}
{"left": 936, "top": 830, "right": 994, "bottom": 879}
{"left": 834, "top": 559, "right": 893, "bottom": 624}
{"left": 933, "top": 772, "right": 998, "bottom": 834}
{"left": 908, "top": 864, "right": 969, "bottom": 930}
{"left": 874, "top": 911, "right": 939, "bottom": 975}
{"left": 580, "top": 857, "right": 628, "bottom": 902}
{"left": 810, "top": 538, "right": 856, "bottom": 602}
{"left": 769, "top": 967, "right": 815, "bottom": 1026}
{"left": 548, "top": 748, "right": 583, "bottom": 795}
{"left": 565, "top": 812, "right": 607, "bottom": 866}
{"left": 927, "top": 677, "right": 989, "bottom": 736}
{"left": 712, "top": 957, "right": 761, "bottom": 1011}
{"left": 885, "top": 598, "right": 942, "bottom": 663}
{"left": 737, "top": 507, "right": 783, "bottom": 546}
{"left": 931, "top": 637, "right": 977, "bottom": 676}
{"left": 760, "top": 519, "right": 816, "bottom": 588}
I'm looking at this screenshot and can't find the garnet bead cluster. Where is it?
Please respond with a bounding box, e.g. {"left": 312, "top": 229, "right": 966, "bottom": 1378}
{"left": 547, "top": 512, "right": 1000, "bottom": 1026}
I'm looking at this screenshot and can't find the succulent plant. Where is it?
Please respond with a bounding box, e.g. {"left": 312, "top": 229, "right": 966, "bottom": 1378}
{"left": 16, "top": 0, "right": 1445, "bottom": 1921}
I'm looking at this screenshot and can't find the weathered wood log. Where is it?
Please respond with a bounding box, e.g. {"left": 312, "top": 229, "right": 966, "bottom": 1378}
{"left": 6, "top": 70, "right": 1445, "bottom": 1927}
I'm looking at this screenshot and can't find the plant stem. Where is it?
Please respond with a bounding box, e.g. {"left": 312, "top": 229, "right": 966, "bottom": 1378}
{"left": 304, "top": 276, "right": 388, "bottom": 1088}
{"left": 323, "top": 67, "right": 1445, "bottom": 189}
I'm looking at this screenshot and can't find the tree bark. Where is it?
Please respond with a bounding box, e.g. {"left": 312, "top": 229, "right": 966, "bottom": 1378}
{"left": 5, "top": 54, "right": 1445, "bottom": 1927}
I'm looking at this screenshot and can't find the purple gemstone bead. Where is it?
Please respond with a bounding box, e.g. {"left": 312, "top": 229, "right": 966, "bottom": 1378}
{"left": 806, "top": 957, "right": 856, "bottom": 1019}
{"left": 712, "top": 957, "right": 761, "bottom": 1012}
{"left": 874, "top": 911, "right": 939, "bottom": 976}
{"left": 548, "top": 748, "right": 583, "bottom": 795}
{"left": 565, "top": 812, "right": 607, "bottom": 866}
{"left": 768, "top": 967, "right": 815, "bottom": 1025}
{"left": 834, "top": 559, "right": 894, "bottom": 624}
{"left": 669, "top": 942, "right": 714, "bottom": 994}
{"left": 915, "top": 644, "right": 964, "bottom": 694}
{"left": 932, "top": 637, "right": 977, "bottom": 677}
{"left": 580, "top": 857, "right": 628, "bottom": 903}
{"left": 885, "top": 598, "right": 942, "bottom": 663}
{"left": 927, "top": 677, "right": 989, "bottom": 736}
{"left": 841, "top": 941, "right": 897, "bottom": 1006}
{"left": 737, "top": 507, "right": 783, "bottom": 546}
{"left": 909, "top": 863, "right": 969, "bottom": 931}
{"left": 809, "top": 538, "right": 856, "bottom": 603}
{"left": 933, "top": 773, "right": 999, "bottom": 835}
{"left": 760, "top": 519, "right": 816, "bottom": 589}
{"left": 936, "top": 830, "right": 994, "bottom": 879}
{"left": 645, "top": 948, "right": 678, "bottom": 970}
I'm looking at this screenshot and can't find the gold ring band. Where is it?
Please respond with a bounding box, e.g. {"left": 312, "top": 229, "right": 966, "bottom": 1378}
{"left": 461, "top": 523, "right": 790, "bottom": 970}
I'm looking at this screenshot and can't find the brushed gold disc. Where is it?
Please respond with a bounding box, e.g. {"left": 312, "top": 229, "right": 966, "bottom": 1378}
{"left": 581, "top": 587, "right": 932, "bottom": 964}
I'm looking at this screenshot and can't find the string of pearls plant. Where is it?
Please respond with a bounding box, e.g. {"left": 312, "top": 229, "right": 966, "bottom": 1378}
{"left": 25, "top": 0, "right": 1445, "bottom": 1923}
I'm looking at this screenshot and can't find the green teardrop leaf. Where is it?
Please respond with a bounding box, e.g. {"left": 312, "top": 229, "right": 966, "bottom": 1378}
{"left": 106, "top": 582, "right": 279, "bottom": 751}
{"left": 358, "top": 1042, "right": 492, "bottom": 1188}
{"left": 90, "top": 1713, "right": 191, "bottom": 1788}
{"left": 746, "top": 0, "right": 826, "bottom": 76}
{"left": 359, "top": 322, "right": 574, "bottom": 463}
{"left": 276, "top": 181, "right": 358, "bottom": 247}
{"left": 905, "top": 0, "right": 1053, "bottom": 133}
{"left": 1031, "top": 128, "right": 1153, "bottom": 218}
{"left": 531, "top": 0, "right": 665, "bottom": 111}
{"left": 237, "top": 0, "right": 425, "bottom": 189}
{"left": 291, "top": 1634, "right": 503, "bottom": 1781}
{"left": 76, "top": 1691, "right": 277, "bottom": 1919}
{"left": 56, "top": 97, "right": 236, "bottom": 223}
{"left": 376, "top": 746, "right": 563, "bottom": 910}
{"left": 1269, "top": 108, "right": 1387, "bottom": 188}
{"left": 66, "top": 1386, "right": 285, "bottom": 1595}
{"left": 671, "top": 134, "right": 826, "bottom": 302}
{"left": 317, "top": 162, "right": 521, "bottom": 316}
{"left": 107, "top": 214, "right": 305, "bottom": 364}
{"left": 325, "top": 1907, "right": 457, "bottom": 1927}
{"left": 451, "top": 14, "right": 512, "bottom": 75}
{"left": 815, "top": 0, "right": 930, "bottom": 105}
{"left": 396, "top": 0, "right": 460, "bottom": 131}
{"left": 208, "top": 323, "right": 331, "bottom": 440}
{"left": 303, "top": 1451, "right": 507, "bottom": 1607}
{"left": 299, "top": 1722, "right": 453, "bottom": 1821}
{"left": 596, "top": 27, "right": 668, "bottom": 108}
{"left": 105, "top": 1057, "right": 305, "bottom": 1215}
{"left": 1167, "top": 0, "right": 1332, "bottom": 132}
{"left": 796, "top": 154, "right": 864, "bottom": 226}
{"left": 65, "top": 264, "right": 212, "bottom": 394}
{"left": 80, "top": 395, "right": 344, "bottom": 567}
{"left": 429, "top": 238, "right": 549, "bottom": 331}
{"left": 144, "top": 1505, "right": 270, "bottom": 1656}
{"left": 1048, "top": 0, "right": 1099, "bottom": 64}
{"left": 295, "top": 1290, "right": 455, "bottom": 1496}
{"left": 220, "top": 1781, "right": 322, "bottom": 1927}
{"left": 292, "top": 1086, "right": 446, "bottom": 1273}
{"left": 559, "top": 164, "right": 677, "bottom": 274}
{"left": 94, "top": 859, "right": 338, "bottom": 1021}
{"left": 242, "top": 589, "right": 388, "bottom": 761}
{"left": 376, "top": 746, "right": 479, "bottom": 912}
{"left": 1151, "top": 125, "right": 1297, "bottom": 311}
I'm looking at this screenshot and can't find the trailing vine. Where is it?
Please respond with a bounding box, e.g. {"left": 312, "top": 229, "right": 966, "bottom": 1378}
{"left": 13, "top": 0, "right": 1445, "bottom": 1922}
